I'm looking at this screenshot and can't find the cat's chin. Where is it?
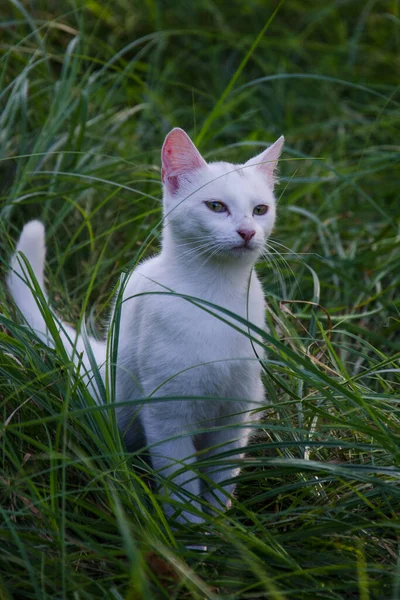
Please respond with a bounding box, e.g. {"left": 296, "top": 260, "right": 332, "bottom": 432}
{"left": 214, "top": 244, "right": 260, "bottom": 262}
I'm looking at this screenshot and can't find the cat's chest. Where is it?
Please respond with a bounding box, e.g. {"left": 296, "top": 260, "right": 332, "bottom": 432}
{"left": 133, "top": 293, "right": 262, "bottom": 399}
{"left": 134, "top": 275, "right": 264, "bottom": 362}
{"left": 117, "top": 262, "right": 265, "bottom": 399}
{"left": 124, "top": 259, "right": 264, "bottom": 338}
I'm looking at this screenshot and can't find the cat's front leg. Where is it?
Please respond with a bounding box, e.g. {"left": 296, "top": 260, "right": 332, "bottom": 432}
{"left": 198, "top": 419, "right": 253, "bottom": 512}
{"left": 142, "top": 412, "right": 203, "bottom": 525}
{"left": 199, "top": 378, "right": 266, "bottom": 512}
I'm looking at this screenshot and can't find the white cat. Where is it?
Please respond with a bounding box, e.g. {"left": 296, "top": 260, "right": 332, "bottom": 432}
{"left": 7, "top": 128, "right": 284, "bottom": 525}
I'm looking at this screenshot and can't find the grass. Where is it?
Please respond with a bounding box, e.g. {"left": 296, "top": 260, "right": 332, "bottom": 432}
{"left": 0, "top": 0, "right": 399, "bottom": 597}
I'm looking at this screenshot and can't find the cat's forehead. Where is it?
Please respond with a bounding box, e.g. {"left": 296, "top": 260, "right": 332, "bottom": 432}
{"left": 198, "top": 161, "right": 273, "bottom": 203}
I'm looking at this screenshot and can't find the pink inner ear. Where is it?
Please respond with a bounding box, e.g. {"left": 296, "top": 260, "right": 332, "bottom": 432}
{"left": 161, "top": 128, "right": 206, "bottom": 188}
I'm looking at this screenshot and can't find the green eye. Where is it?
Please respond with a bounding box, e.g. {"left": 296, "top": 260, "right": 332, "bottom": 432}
{"left": 205, "top": 200, "right": 227, "bottom": 213}
{"left": 253, "top": 204, "right": 269, "bottom": 216}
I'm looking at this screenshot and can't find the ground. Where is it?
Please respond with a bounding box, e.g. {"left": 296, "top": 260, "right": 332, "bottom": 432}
{"left": 0, "top": 1, "right": 399, "bottom": 598}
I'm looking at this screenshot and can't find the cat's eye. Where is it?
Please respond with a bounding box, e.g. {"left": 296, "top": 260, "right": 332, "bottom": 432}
{"left": 253, "top": 204, "right": 269, "bottom": 216}
{"left": 205, "top": 200, "right": 227, "bottom": 213}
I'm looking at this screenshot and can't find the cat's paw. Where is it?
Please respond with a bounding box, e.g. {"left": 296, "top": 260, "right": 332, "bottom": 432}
{"left": 187, "top": 543, "right": 208, "bottom": 552}
{"left": 185, "top": 530, "right": 210, "bottom": 552}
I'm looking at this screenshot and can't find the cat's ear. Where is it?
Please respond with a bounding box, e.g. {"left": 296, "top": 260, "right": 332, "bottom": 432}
{"left": 245, "top": 136, "right": 285, "bottom": 189}
{"left": 161, "top": 128, "right": 207, "bottom": 193}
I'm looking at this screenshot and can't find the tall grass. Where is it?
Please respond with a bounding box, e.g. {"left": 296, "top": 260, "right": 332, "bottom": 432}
{"left": 1, "top": 0, "right": 399, "bottom": 598}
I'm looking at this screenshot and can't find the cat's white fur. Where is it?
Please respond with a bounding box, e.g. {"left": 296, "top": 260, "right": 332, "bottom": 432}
{"left": 7, "top": 128, "right": 284, "bottom": 525}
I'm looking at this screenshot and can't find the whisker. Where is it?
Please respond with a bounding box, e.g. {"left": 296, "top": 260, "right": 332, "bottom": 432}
{"left": 182, "top": 244, "right": 221, "bottom": 267}
{"left": 195, "top": 243, "right": 226, "bottom": 271}
{"left": 266, "top": 239, "right": 303, "bottom": 296}
{"left": 260, "top": 247, "right": 288, "bottom": 296}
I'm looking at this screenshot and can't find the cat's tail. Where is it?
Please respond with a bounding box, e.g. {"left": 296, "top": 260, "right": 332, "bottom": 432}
{"left": 7, "top": 220, "right": 106, "bottom": 397}
{"left": 7, "top": 220, "right": 49, "bottom": 339}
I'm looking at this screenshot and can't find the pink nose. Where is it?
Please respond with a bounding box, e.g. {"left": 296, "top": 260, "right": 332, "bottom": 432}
{"left": 237, "top": 229, "right": 256, "bottom": 243}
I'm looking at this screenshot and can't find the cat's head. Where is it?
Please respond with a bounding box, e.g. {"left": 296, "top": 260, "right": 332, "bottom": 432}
{"left": 161, "top": 128, "right": 284, "bottom": 264}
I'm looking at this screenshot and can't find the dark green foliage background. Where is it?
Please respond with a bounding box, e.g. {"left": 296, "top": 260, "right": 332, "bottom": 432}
{"left": 0, "top": 1, "right": 399, "bottom": 598}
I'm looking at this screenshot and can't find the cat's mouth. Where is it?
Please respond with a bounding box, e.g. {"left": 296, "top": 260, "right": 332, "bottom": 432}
{"left": 231, "top": 243, "right": 254, "bottom": 252}
{"left": 216, "top": 241, "right": 260, "bottom": 258}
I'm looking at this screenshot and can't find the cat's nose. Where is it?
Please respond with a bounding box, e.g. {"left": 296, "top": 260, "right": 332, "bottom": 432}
{"left": 237, "top": 229, "right": 256, "bottom": 243}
